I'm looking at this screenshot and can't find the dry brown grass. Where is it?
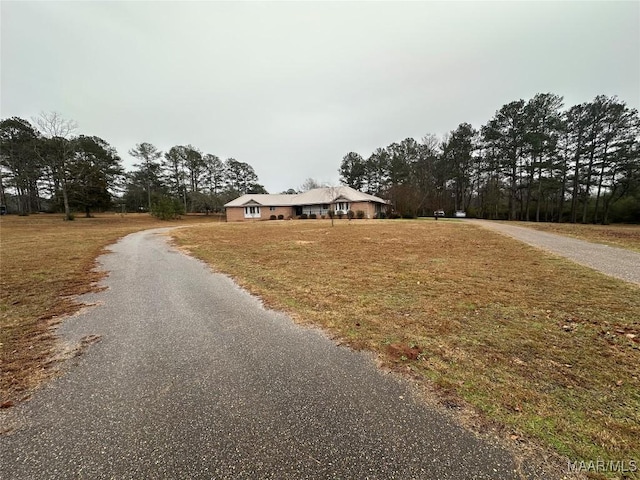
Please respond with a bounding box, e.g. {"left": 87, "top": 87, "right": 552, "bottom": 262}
{"left": 172, "top": 219, "right": 640, "bottom": 471}
{"left": 2, "top": 214, "right": 638, "bottom": 474}
{"left": 0, "top": 213, "right": 222, "bottom": 407}
{"left": 512, "top": 222, "right": 640, "bottom": 253}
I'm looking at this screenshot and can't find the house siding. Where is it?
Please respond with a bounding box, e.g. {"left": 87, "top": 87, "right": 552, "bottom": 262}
{"left": 224, "top": 187, "right": 388, "bottom": 222}
{"left": 226, "top": 205, "right": 294, "bottom": 222}
{"left": 349, "top": 201, "right": 378, "bottom": 219}
{"left": 266, "top": 206, "right": 294, "bottom": 219}
{"left": 226, "top": 207, "right": 247, "bottom": 222}
{"left": 227, "top": 203, "right": 382, "bottom": 221}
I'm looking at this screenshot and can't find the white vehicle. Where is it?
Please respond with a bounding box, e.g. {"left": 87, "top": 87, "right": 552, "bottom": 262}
{"left": 455, "top": 210, "right": 467, "bottom": 218}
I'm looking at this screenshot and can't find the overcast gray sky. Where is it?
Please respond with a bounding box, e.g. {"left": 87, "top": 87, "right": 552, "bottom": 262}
{"left": 2, "top": 1, "right": 638, "bottom": 193}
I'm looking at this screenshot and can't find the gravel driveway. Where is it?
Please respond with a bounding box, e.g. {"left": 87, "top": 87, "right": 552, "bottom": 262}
{"left": 468, "top": 220, "right": 640, "bottom": 285}
{"left": 1, "top": 228, "right": 554, "bottom": 479}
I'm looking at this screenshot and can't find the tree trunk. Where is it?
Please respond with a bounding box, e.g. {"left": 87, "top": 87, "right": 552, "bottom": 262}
{"left": 593, "top": 160, "right": 606, "bottom": 224}
{"left": 61, "top": 179, "right": 72, "bottom": 220}
{"left": 570, "top": 146, "right": 582, "bottom": 223}
{"left": 535, "top": 160, "right": 543, "bottom": 222}
{"left": 593, "top": 125, "right": 612, "bottom": 224}
{"left": 581, "top": 145, "right": 597, "bottom": 223}
{"left": 16, "top": 185, "right": 26, "bottom": 215}
{"left": 183, "top": 188, "right": 188, "bottom": 213}
{"left": 509, "top": 155, "right": 517, "bottom": 220}
{"left": 147, "top": 181, "right": 152, "bottom": 212}
{"left": 556, "top": 146, "right": 568, "bottom": 222}
{"left": 0, "top": 168, "right": 7, "bottom": 211}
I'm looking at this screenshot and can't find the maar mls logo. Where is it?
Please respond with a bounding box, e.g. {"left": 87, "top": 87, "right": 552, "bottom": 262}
{"left": 568, "top": 459, "right": 638, "bottom": 474}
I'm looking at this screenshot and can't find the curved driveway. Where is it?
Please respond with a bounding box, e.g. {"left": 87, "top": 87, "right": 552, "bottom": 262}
{"left": 469, "top": 220, "right": 640, "bottom": 285}
{"left": 0, "top": 228, "right": 543, "bottom": 479}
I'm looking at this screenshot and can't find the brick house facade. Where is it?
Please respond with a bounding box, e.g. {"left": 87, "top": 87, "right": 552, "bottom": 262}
{"left": 224, "top": 187, "right": 389, "bottom": 222}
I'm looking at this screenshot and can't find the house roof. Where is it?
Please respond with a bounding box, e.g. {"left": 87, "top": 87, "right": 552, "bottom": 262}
{"left": 224, "top": 186, "right": 389, "bottom": 208}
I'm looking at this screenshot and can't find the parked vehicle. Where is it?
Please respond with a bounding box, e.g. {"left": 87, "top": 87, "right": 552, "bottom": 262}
{"left": 434, "top": 209, "right": 445, "bottom": 217}
{"left": 455, "top": 210, "right": 466, "bottom": 218}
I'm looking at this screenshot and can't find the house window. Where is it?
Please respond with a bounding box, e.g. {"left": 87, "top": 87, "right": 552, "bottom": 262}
{"left": 270, "top": 206, "right": 276, "bottom": 211}
{"left": 244, "top": 206, "right": 261, "bottom": 218}
{"left": 336, "top": 202, "right": 349, "bottom": 212}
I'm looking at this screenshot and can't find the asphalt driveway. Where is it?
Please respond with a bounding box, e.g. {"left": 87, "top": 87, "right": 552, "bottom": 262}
{"left": 1, "top": 228, "right": 552, "bottom": 479}
{"left": 468, "top": 220, "right": 640, "bottom": 285}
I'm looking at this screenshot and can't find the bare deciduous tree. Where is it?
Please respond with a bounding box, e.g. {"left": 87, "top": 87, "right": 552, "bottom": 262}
{"left": 33, "top": 112, "right": 78, "bottom": 220}
{"left": 300, "top": 177, "right": 323, "bottom": 192}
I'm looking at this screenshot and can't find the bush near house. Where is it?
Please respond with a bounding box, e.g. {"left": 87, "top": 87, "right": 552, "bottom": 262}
{"left": 151, "top": 196, "right": 184, "bottom": 220}
{"left": 356, "top": 210, "right": 365, "bottom": 219}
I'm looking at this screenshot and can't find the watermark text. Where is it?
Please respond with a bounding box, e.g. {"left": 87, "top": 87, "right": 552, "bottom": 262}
{"left": 568, "top": 459, "right": 637, "bottom": 474}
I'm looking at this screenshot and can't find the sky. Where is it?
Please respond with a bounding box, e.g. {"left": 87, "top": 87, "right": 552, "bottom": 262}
{"left": 1, "top": 1, "right": 639, "bottom": 194}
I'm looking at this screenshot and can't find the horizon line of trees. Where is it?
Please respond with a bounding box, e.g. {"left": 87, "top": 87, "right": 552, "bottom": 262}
{"left": 2, "top": 94, "right": 639, "bottom": 224}
{"left": 0, "top": 113, "right": 266, "bottom": 218}
{"left": 339, "top": 93, "right": 639, "bottom": 223}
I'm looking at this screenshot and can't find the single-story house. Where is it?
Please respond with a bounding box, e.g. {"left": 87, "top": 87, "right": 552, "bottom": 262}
{"left": 224, "top": 186, "right": 389, "bottom": 222}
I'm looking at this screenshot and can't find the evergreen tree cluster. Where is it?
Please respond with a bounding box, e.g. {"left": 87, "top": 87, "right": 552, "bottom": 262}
{"left": 339, "top": 94, "right": 640, "bottom": 223}
{"left": 0, "top": 115, "right": 266, "bottom": 217}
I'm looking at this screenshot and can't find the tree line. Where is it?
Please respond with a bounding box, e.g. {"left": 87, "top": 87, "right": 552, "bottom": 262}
{"left": 0, "top": 113, "right": 266, "bottom": 219}
{"left": 124, "top": 143, "right": 265, "bottom": 216}
{"left": 339, "top": 94, "right": 639, "bottom": 223}
{"left": 2, "top": 94, "right": 638, "bottom": 223}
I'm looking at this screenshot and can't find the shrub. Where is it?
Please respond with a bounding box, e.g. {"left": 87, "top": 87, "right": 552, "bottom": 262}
{"left": 309, "top": 213, "right": 317, "bottom": 219}
{"left": 356, "top": 210, "right": 365, "bottom": 219}
{"left": 151, "top": 196, "right": 184, "bottom": 220}
{"left": 347, "top": 210, "right": 355, "bottom": 220}
{"left": 327, "top": 210, "right": 335, "bottom": 219}
{"left": 277, "top": 214, "right": 284, "bottom": 220}
{"left": 321, "top": 215, "right": 326, "bottom": 220}
{"left": 337, "top": 211, "right": 344, "bottom": 219}
{"left": 300, "top": 213, "right": 308, "bottom": 219}
{"left": 270, "top": 214, "right": 277, "bottom": 220}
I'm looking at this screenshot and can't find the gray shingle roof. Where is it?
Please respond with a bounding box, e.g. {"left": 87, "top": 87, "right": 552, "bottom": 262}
{"left": 224, "top": 186, "right": 388, "bottom": 207}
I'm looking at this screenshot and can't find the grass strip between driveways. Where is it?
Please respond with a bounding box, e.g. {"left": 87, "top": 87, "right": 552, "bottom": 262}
{"left": 0, "top": 213, "right": 222, "bottom": 409}
{"left": 171, "top": 219, "right": 640, "bottom": 475}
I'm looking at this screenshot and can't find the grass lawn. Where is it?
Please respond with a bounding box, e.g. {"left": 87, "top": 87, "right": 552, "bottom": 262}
{"left": 2, "top": 214, "right": 638, "bottom": 477}
{"left": 511, "top": 221, "right": 640, "bottom": 253}
{"left": 171, "top": 219, "right": 640, "bottom": 473}
{"left": 0, "top": 213, "right": 222, "bottom": 408}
